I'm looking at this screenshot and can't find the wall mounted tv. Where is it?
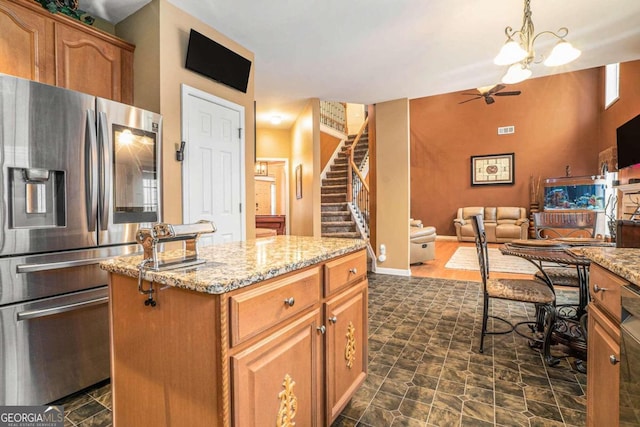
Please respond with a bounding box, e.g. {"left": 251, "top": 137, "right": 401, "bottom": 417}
{"left": 617, "top": 113, "right": 640, "bottom": 170}
{"left": 185, "top": 29, "right": 251, "bottom": 93}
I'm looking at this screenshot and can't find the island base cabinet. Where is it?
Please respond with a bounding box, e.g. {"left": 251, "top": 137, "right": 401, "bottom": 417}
{"left": 109, "top": 278, "right": 224, "bottom": 427}
{"left": 231, "top": 309, "right": 323, "bottom": 426}
{"left": 587, "top": 303, "right": 620, "bottom": 427}
{"left": 325, "top": 280, "right": 368, "bottom": 422}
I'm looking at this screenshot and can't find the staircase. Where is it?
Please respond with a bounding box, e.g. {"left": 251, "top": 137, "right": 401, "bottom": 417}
{"left": 321, "top": 134, "right": 369, "bottom": 238}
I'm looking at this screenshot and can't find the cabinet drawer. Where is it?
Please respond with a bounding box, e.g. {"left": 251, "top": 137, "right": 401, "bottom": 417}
{"left": 589, "top": 263, "right": 627, "bottom": 322}
{"left": 229, "top": 267, "right": 320, "bottom": 346}
{"left": 324, "top": 250, "right": 367, "bottom": 296}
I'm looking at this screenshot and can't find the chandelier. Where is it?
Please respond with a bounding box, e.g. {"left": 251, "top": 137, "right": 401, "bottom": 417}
{"left": 494, "top": 0, "right": 581, "bottom": 84}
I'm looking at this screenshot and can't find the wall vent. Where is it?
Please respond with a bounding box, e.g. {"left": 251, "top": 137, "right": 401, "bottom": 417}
{"left": 498, "top": 126, "right": 515, "bottom": 135}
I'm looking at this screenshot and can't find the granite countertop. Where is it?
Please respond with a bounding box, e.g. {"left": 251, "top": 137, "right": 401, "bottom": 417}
{"left": 571, "top": 246, "right": 640, "bottom": 286}
{"left": 99, "top": 235, "right": 367, "bottom": 294}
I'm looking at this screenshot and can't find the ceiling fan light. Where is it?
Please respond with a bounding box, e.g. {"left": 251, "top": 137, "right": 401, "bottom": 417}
{"left": 494, "top": 40, "right": 528, "bottom": 66}
{"left": 544, "top": 41, "right": 581, "bottom": 66}
{"left": 501, "top": 63, "right": 532, "bottom": 84}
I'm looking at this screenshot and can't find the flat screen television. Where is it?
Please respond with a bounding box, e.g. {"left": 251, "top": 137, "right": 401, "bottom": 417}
{"left": 185, "top": 29, "right": 251, "bottom": 93}
{"left": 617, "top": 113, "right": 640, "bottom": 169}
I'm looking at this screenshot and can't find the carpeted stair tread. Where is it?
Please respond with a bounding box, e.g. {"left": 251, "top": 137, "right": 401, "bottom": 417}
{"left": 322, "top": 231, "right": 361, "bottom": 238}
{"left": 321, "top": 185, "right": 347, "bottom": 194}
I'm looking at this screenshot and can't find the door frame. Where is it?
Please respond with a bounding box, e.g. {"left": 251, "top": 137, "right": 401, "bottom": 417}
{"left": 256, "top": 157, "right": 290, "bottom": 235}
{"left": 180, "top": 84, "right": 246, "bottom": 240}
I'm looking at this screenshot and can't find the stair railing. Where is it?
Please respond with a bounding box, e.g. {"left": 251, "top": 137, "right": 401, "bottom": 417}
{"left": 347, "top": 117, "right": 370, "bottom": 238}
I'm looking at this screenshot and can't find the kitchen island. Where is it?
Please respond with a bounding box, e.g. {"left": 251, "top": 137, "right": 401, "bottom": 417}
{"left": 574, "top": 247, "right": 640, "bottom": 427}
{"left": 100, "top": 235, "right": 368, "bottom": 427}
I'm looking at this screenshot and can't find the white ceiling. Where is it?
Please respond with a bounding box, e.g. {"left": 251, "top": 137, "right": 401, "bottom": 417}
{"left": 81, "top": 0, "right": 640, "bottom": 129}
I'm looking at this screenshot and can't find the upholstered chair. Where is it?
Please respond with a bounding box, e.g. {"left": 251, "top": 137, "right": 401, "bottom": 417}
{"left": 471, "top": 214, "right": 558, "bottom": 366}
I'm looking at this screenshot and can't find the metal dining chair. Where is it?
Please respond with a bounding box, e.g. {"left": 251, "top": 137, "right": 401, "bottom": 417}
{"left": 471, "top": 214, "right": 559, "bottom": 366}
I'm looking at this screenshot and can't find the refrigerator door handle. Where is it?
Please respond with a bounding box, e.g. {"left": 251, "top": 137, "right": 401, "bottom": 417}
{"left": 16, "top": 257, "right": 108, "bottom": 274}
{"left": 97, "top": 111, "right": 110, "bottom": 231}
{"left": 86, "top": 109, "right": 98, "bottom": 232}
{"left": 16, "top": 296, "right": 109, "bottom": 321}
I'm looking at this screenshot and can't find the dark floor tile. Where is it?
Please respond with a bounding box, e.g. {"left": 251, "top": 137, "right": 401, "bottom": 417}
{"left": 371, "top": 390, "right": 403, "bottom": 411}
{"left": 559, "top": 406, "right": 586, "bottom": 426}
{"left": 426, "top": 405, "right": 461, "bottom": 426}
{"left": 380, "top": 376, "right": 410, "bottom": 397}
{"left": 526, "top": 399, "right": 564, "bottom": 422}
{"left": 551, "top": 378, "right": 584, "bottom": 396}
{"left": 398, "top": 398, "right": 431, "bottom": 422}
{"left": 461, "top": 415, "right": 493, "bottom": 427}
{"left": 331, "top": 414, "right": 358, "bottom": 427}
{"left": 67, "top": 401, "right": 108, "bottom": 425}
{"left": 359, "top": 404, "right": 396, "bottom": 426}
{"left": 436, "top": 380, "right": 466, "bottom": 396}
{"left": 432, "top": 391, "right": 463, "bottom": 414}
{"left": 495, "top": 406, "right": 530, "bottom": 426}
{"left": 390, "top": 415, "right": 427, "bottom": 427}
{"left": 464, "top": 385, "right": 493, "bottom": 405}
{"left": 404, "top": 385, "right": 436, "bottom": 405}
{"left": 495, "top": 391, "right": 525, "bottom": 411}
{"left": 76, "top": 409, "right": 112, "bottom": 427}
{"left": 462, "top": 400, "right": 494, "bottom": 424}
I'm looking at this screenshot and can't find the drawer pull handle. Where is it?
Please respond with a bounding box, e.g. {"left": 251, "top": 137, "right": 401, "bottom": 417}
{"left": 284, "top": 297, "right": 295, "bottom": 307}
{"left": 349, "top": 268, "right": 358, "bottom": 275}
{"left": 593, "top": 284, "right": 608, "bottom": 293}
{"left": 328, "top": 316, "right": 338, "bottom": 324}
{"left": 610, "top": 355, "right": 620, "bottom": 365}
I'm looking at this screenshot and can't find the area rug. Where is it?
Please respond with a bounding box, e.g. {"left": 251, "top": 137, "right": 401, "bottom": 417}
{"left": 445, "top": 246, "right": 538, "bottom": 274}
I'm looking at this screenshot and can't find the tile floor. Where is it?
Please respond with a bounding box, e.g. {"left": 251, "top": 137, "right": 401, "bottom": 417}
{"left": 54, "top": 273, "right": 587, "bottom": 426}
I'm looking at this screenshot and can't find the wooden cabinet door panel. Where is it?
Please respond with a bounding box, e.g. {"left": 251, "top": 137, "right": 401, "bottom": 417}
{"left": 325, "top": 279, "right": 368, "bottom": 422}
{"left": 587, "top": 304, "right": 620, "bottom": 427}
{"left": 0, "top": 0, "right": 51, "bottom": 82}
{"left": 54, "top": 22, "right": 121, "bottom": 101}
{"left": 231, "top": 309, "right": 322, "bottom": 427}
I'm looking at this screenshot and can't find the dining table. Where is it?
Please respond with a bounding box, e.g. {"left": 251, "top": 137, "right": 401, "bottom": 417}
{"left": 500, "top": 237, "right": 614, "bottom": 372}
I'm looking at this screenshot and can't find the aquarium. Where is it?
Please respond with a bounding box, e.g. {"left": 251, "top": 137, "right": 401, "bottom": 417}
{"left": 544, "top": 176, "right": 606, "bottom": 210}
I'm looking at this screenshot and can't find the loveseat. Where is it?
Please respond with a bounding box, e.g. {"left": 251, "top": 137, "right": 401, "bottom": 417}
{"left": 454, "top": 207, "right": 528, "bottom": 242}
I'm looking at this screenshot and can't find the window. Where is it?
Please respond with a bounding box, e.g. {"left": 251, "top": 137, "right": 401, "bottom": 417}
{"left": 605, "top": 63, "right": 619, "bottom": 109}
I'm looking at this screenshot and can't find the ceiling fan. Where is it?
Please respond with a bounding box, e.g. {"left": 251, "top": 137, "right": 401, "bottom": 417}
{"left": 459, "top": 84, "right": 521, "bottom": 105}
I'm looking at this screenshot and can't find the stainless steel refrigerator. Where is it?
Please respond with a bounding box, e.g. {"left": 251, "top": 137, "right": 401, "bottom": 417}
{"left": 0, "top": 73, "right": 162, "bottom": 404}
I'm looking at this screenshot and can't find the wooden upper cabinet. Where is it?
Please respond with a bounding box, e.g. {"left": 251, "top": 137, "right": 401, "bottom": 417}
{"left": 0, "top": 0, "right": 52, "bottom": 83}
{"left": 55, "top": 23, "right": 121, "bottom": 101}
{"left": 0, "top": 0, "right": 133, "bottom": 103}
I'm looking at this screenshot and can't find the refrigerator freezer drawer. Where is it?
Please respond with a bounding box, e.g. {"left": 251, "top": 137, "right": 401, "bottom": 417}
{"left": 0, "top": 245, "right": 139, "bottom": 306}
{"left": 0, "top": 287, "right": 110, "bottom": 405}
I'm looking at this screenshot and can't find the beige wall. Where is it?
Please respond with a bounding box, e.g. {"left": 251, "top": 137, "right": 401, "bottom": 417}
{"left": 376, "top": 99, "right": 410, "bottom": 271}
{"left": 347, "top": 103, "right": 366, "bottom": 135}
{"left": 117, "top": 0, "right": 256, "bottom": 237}
{"left": 289, "top": 99, "right": 321, "bottom": 236}
{"left": 256, "top": 128, "right": 291, "bottom": 158}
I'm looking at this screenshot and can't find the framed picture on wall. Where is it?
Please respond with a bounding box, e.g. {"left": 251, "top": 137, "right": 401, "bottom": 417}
{"left": 295, "top": 164, "right": 303, "bottom": 199}
{"left": 471, "top": 153, "right": 514, "bottom": 186}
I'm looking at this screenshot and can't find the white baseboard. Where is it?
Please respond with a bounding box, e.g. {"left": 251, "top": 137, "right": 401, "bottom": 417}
{"left": 371, "top": 266, "right": 412, "bottom": 276}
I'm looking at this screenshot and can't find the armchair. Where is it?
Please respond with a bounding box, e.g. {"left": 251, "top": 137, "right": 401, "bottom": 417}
{"left": 410, "top": 219, "right": 436, "bottom": 265}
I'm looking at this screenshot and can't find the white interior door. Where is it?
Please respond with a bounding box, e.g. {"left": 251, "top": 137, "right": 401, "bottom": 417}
{"left": 181, "top": 85, "right": 245, "bottom": 244}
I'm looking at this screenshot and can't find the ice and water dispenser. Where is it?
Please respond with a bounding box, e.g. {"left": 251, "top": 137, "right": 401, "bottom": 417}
{"left": 10, "top": 167, "right": 65, "bottom": 228}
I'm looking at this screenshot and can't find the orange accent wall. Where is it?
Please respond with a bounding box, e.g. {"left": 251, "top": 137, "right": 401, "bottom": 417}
{"left": 410, "top": 67, "right": 602, "bottom": 237}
